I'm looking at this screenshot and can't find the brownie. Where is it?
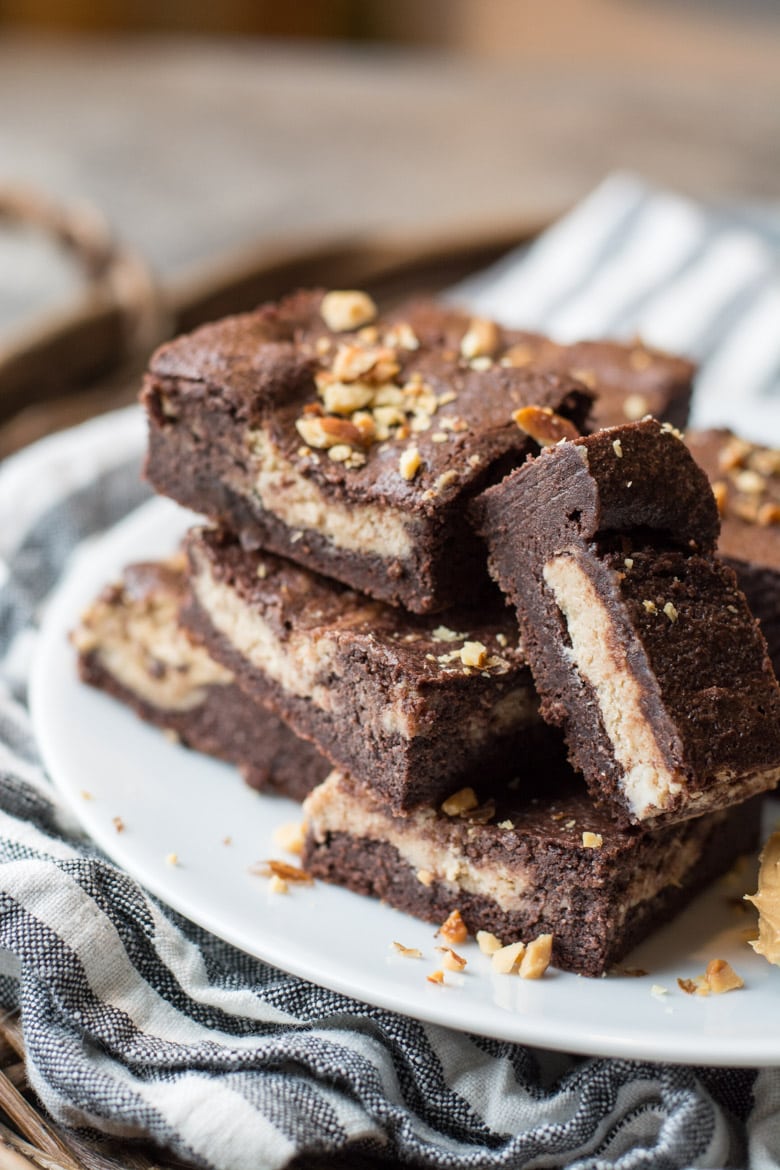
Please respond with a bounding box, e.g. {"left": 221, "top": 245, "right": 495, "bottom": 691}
{"left": 474, "top": 418, "right": 780, "bottom": 827}
{"left": 498, "top": 330, "right": 694, "bottom": 431}
{"left": 302, "top": 770, "right": 761, "bottom": 977}
{"left": 141, "top": 290, "right": 593, "bottom": 613}
{"left": 181, "top": 526, "right": 565, "bottom": 813}
{"left": 686, "top": 429, "right": 780, "bottom": 677}
{"left": 72, "top": 556, "right": 328, "bottom": 801}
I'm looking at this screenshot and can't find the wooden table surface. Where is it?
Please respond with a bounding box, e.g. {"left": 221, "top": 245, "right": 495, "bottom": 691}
{"left": 1, "top": 26, "right": 779, "bottom": 338}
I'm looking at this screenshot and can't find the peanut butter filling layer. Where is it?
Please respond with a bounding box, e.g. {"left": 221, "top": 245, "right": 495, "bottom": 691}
{"left": 73, "top": 577, "right": 232, "bottom": 712}
{"left": 543, "top": 553, "right": 684, "bottom": 819}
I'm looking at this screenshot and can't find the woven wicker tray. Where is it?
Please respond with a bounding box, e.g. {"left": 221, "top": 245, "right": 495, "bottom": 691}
{"left": 0, "top": 193, "right": 541, "bottom": 1169}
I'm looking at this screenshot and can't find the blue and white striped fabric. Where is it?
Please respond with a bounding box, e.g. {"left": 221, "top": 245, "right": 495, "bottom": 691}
{"left": 1, "top": 175, "right": 780, "bottom": 1170}
{"left": 452, "top": 172, "right": 780, "bottom": 445}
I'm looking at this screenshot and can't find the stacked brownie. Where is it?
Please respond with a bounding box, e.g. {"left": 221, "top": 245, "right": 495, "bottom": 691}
{"left": 76, "top": 288, "right": 780, "bottom": 976}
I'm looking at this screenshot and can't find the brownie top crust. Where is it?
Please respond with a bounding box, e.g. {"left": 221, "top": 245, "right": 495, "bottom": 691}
{"left": 475, "top": 417, "right": 720, "bottom": 555}
{"left": 187, "top": 526, "right": 526, "bottom": 686}
{"left": 686, "top": 428, "right": 780, "bottom": 568}
{"left": 144, "top": 290, "right": 594, "bottom": 519}
{"left": 500, "top": 332, "right": 695, "bottom": 430}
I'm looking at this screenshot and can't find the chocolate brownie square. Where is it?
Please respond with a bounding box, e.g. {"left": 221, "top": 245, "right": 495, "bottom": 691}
{"left": 686, "top": 428, "right": 780, "bottom": 677}
{"left": 141, "top": 290, "right": 592, "bottom": 613}
{"left": 474, "top": 418, "right": 780, "bottom": 826}
{"left": 73, "top": 556, "right": 328, "bottom": 800}
{"left": 302, "top": 770, "right": 761, "bottom": 977}
{"left": 181, "top": 526, "right": 564, "bottom": 813}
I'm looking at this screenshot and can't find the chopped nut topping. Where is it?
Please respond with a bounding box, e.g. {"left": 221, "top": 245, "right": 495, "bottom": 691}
{"left": 320, "top": 380, "right": 376, "bottom": 416}
{"left": 460, "top": 317, "right": 500, "bottom": 360}
{"left": 251, "top": 860, "right": 314, "bottom": 885}
{"left": 320, "top": 290, "right": 377, "bottom": 332}
{"left": 612, "top": 439, "right": 623, "bottom": 459}
{"left": 464, "top": 799, "right": 497, "bottom": 825}
{"left": 438, "top": 909, "right": 468, "bottom": 945}
{"left": 437, "top": 946, "right": 467, "bottom": 972}
{"left": 470, "top": 356, "right": 493, "bottom": 371}
{"left": 758, "top": 502, "right": 780, "bottom": 526}
{"left": 663, "top": 602, "right": 678, "bottom": 622}
{"left": 441, "top": 788, "right": 479, "bottom": 817}
{"left": 502, "top": 342, "right": 534, "bottom": 367}
{"left": 427, "top": 969, "right": 445, "bottom": 985}
{"left": 269, "top": 874, "right": 289, "bottom": 895}
{"left": 392, "top": 941, "right": 422, "bottom": 958}
{"left": 628, "top": 347, "right": 653, "bottom": 372}
{"left": 498, "top": 819, "right": 514, "bottom": 830}
{"left": 733, "top": 469, "right": 765, "bottom": 495}
{"left": 711, "top": 480, "right": 728, "bottom": 516}
{"left": 384, "top": 322, "right": 419, "bottom": 350}
{"left": 330, "top": 342, "right": 399, "bottom": 384}
{"left": 624, "top": 557, "right": 634, "bottom": 569}
{"left": 435, "top": 470, "right": 460, "bottom": 492}
{"left": 295, "top": 414, "right": 366, "bottom": 450}
{"left": 492, "top": 940, "right": 526, "bottom": 974}
{"left": 643, "top": 600, "right": 657, "bottom": 615}
{"left": 623, "top": 393, "right": 650, "bottom": 421}
{"left": 273, "top": 822, "right": 306, "bottom": 855}
{"left": 399, "top": 447, "right": 422, "bottom": 481}
{"left": 519, "top": 933, "right": 553, "bottom": 979}
{"left": 327, "top": 443, "right": 353, "bottom": 463}
{"left": 582, "top": 831, "right": 603, "bottom": 849}
{"left": 718, "top": 436, "right": 753, "bottom": 472}
{"left": 460, "top": 641, "right": 488, "bottom": 668}
{"left": 416, "top": 868, "right": 434, "bottom": 887}
{"left": 476, "top": 931, "right": 503, "bottom": 956}
{"left": 432, "top": 626, "right": 464, "bottom": 643}
{"left": 660, "top": 421, "right": 685, "bottom": 441}
{"left": 513, "top": 405, "right": 579, "bottom": 446}
{"left": 431, "top": 431, "right": 449, "bottom": 443}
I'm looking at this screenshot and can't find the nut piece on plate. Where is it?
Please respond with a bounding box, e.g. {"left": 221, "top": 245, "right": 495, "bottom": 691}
{"left": 745, "top": 829, "right": 780, "bottom": 966}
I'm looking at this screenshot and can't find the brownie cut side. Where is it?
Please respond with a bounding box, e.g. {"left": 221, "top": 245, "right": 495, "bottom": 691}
{"left": 141, "top": 290, "right": 593, "bottom": 613}
{"left": 73, "top": 556, "right": 328, "bottom": 801}
{"left": 686, "top": 428, "right": 780, "bottom": 677}
{"left": 181, "top": 526, "right": 565, "bottom": 813}
{"left": 474, "top": 418, "right": 780, "bottom": 827}
{"left": 302, "top": 771, "right": 762, "bottom": 977}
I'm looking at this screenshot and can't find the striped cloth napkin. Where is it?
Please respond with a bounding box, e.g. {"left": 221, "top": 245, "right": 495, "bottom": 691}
{"left": 0, "top": 174, "right": 779, "bottom": 1170}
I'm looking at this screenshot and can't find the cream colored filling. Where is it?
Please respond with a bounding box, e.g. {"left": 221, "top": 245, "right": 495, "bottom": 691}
{"left": 74, "top": 592, "right": 232, "bottom": 712}
{"left": 746, "top": 830, "right": 780, "bottom": 966}
{"left": 542, "top": 554, "right": 684, "bottom": 820}
{"left": 192, "top": 552, "right": 537, "bottom": 740}
{"left": 304, "top": 773, "right": 531, "bottom": 912}
{"left": 191, "top": 561, "right": 338, "bottom": 712}
{"left": 305, "top": 772, "right": 700, "bottom": 917}
{"left": 242, "top": 427, "right": 413, "bottom": 560}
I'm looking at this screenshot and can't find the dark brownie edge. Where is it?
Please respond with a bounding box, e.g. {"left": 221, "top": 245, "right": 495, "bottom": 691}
{"left": 302, "top": 796, "right": 761, "bottom": 977}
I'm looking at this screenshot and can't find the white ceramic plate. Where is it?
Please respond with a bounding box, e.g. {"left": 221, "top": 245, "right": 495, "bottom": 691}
{"left": 30, "top": 497, "right": 780, "bottom": 1066}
